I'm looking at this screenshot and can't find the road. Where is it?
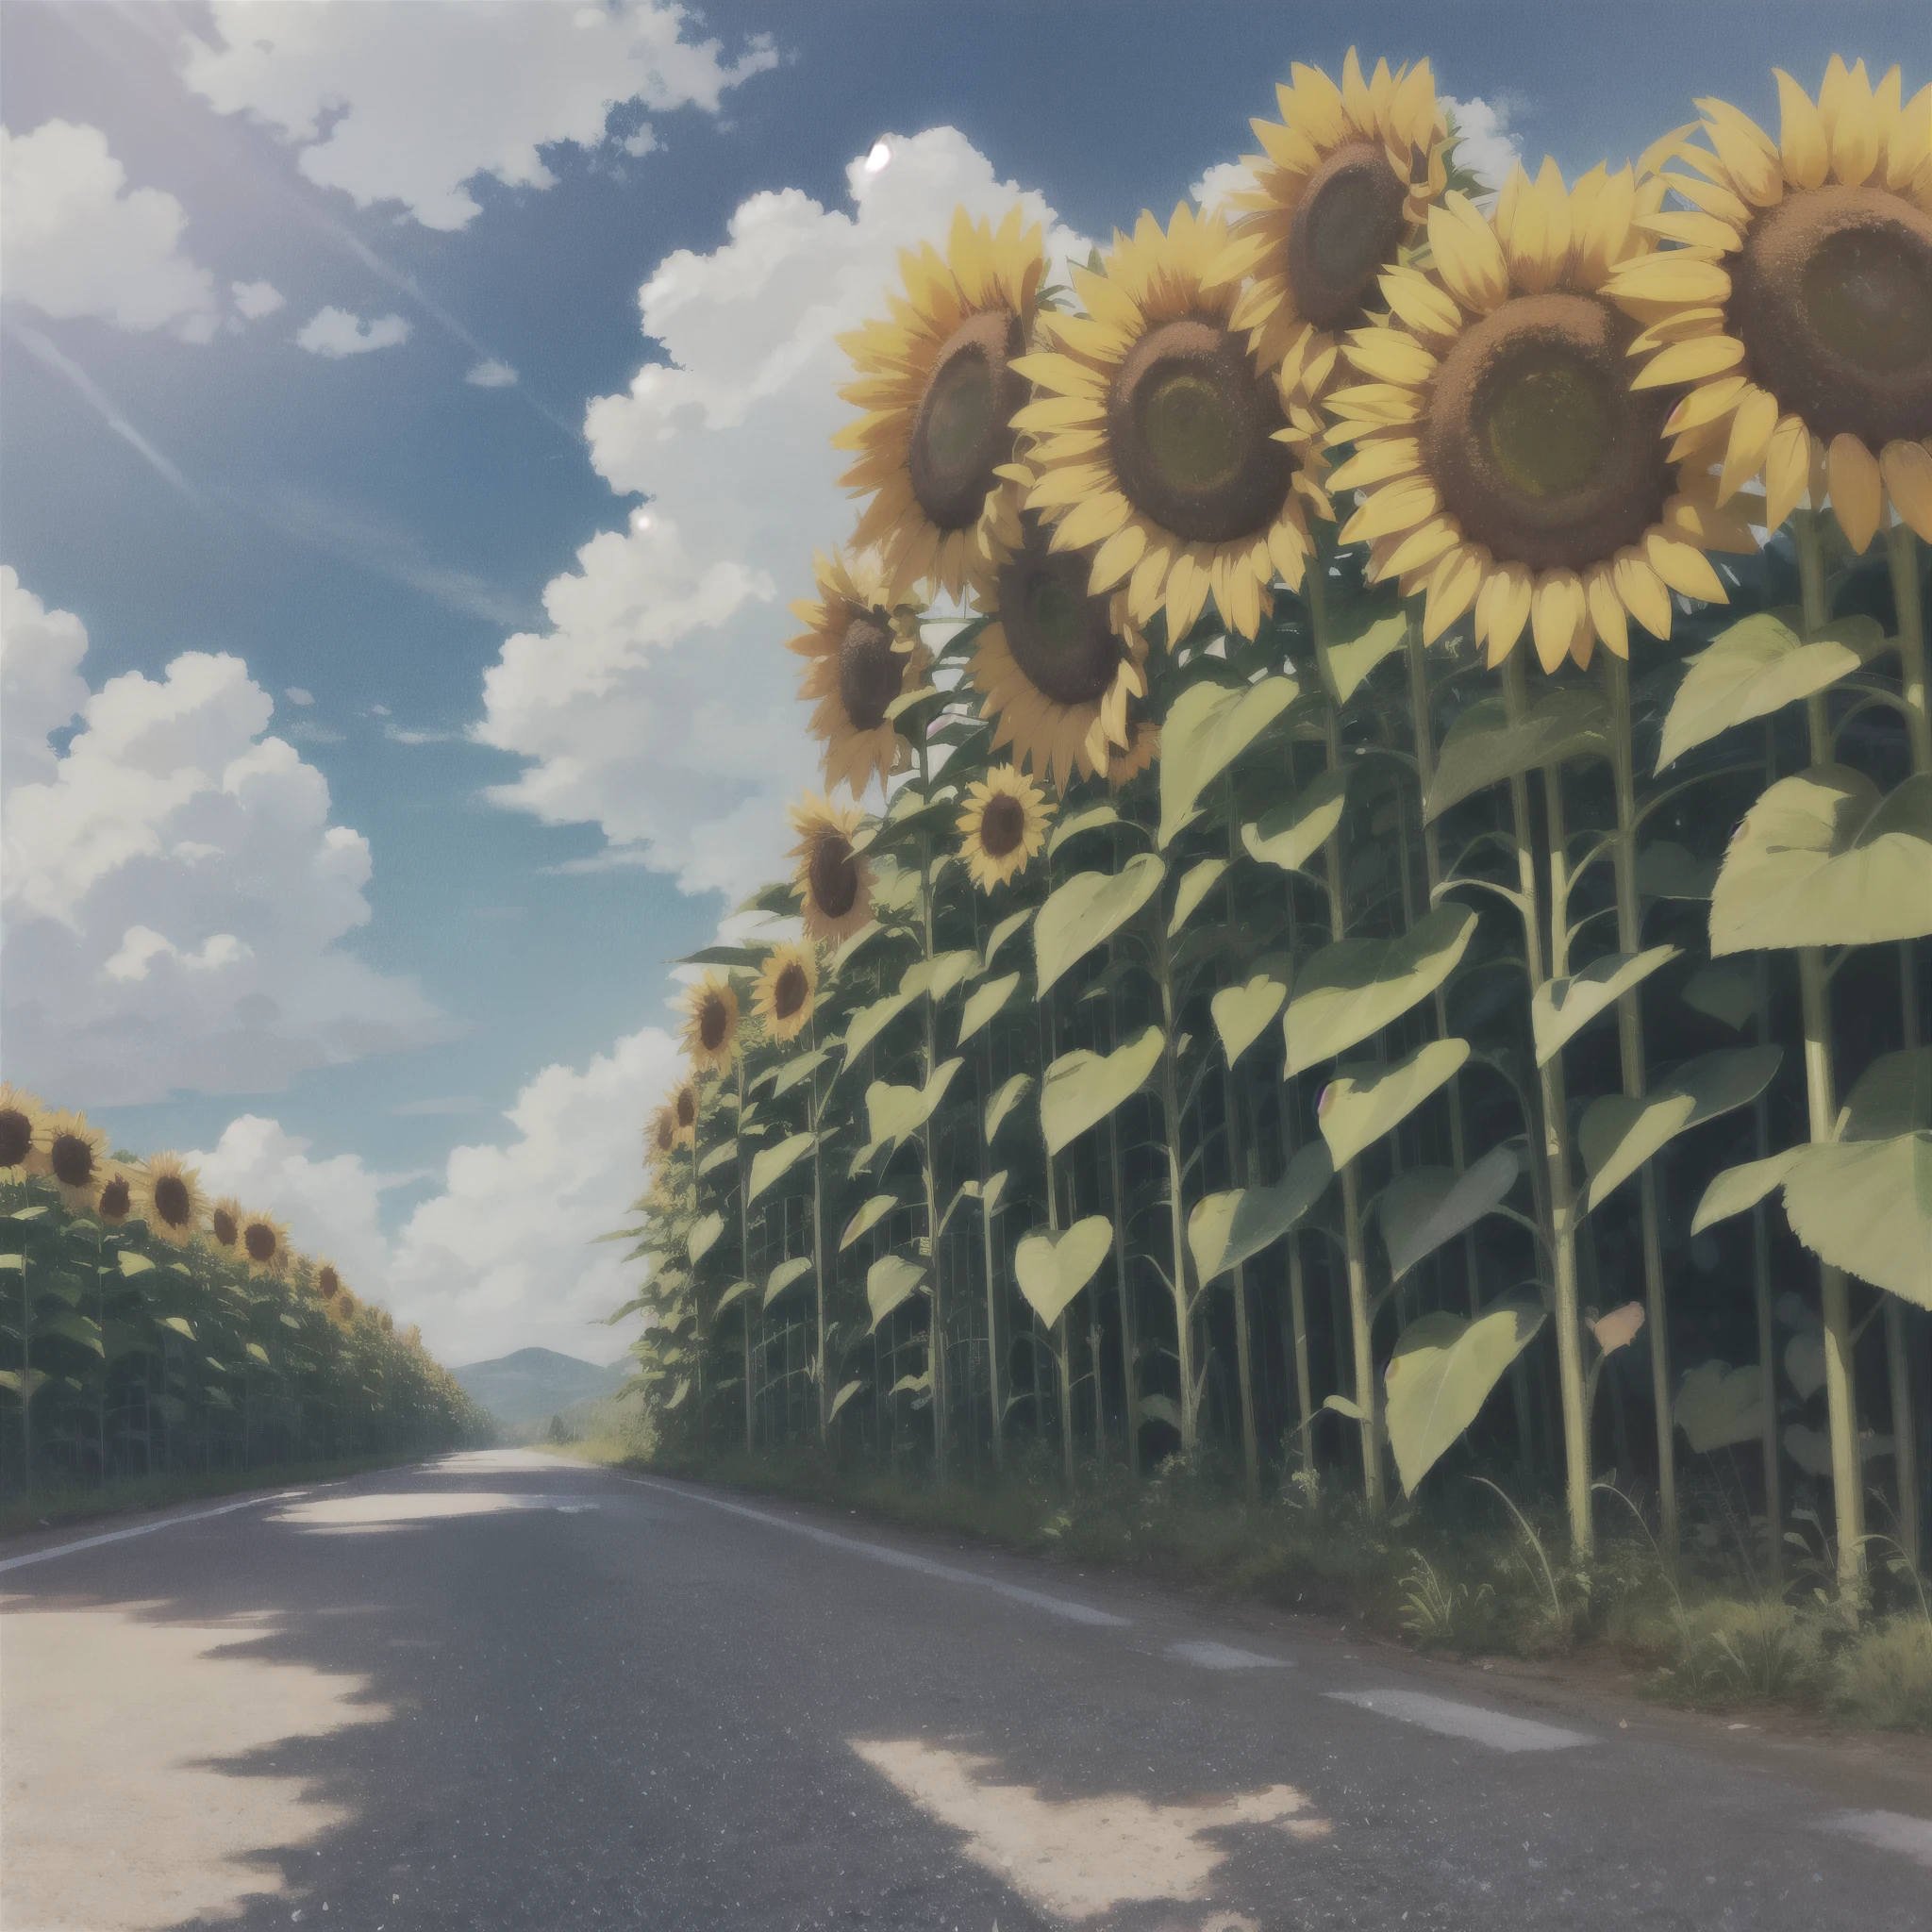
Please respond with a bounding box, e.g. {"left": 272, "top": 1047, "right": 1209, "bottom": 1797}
{"left": 4, "top": 1449, "right": 1930, "bottom": 1931}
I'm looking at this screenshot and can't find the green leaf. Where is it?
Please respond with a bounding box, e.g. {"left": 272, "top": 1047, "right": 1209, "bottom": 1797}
{"left": 1690, "top": 1149, "right": 1806, "bottom": 1234}
{"left": 1048, "top": 802, "right": 1120, "bottom": 857}
{"left": 829, "top": 1378, "right": 864, "bottom": 1422}
{"left": 678, "top": 943, "right": 762, "bottom": 968}
{"left": 117, "top": 1251, "right": 157, "bottom": 1277}
{"left": 985, "top": 1073, "right": 1034, "bottom": 1146}
{"left": 1138, "top": 1393, "right": 1183, "bottom": 1431}
{"left": 841, "top": 1193, "right": 899, "bottom": 1252}
{"left": 983, "top": 907, "right": 1034, "bottom": 972}
{"left": 1283, "top": 904, "right": 1476, "bottom": 1074}
{"left": 1384, "top": 1296, "right": 1546, "bottom": 1494}
{"left": 764, "top": 1257, "right": 812, "bottom": 1308}
{"left": 1710, "top": 769, "right": 1932, "bottom": 953}
{"left": 0, "top": 1254, "right": 20, "bottom": 1272}
{"left": 698, "top": 1142, "right": 737, "bottom": 1177}
{"left": 160, "top": 1315, "right": 196, "bottom": 1341}
{"left": 1168, "top": 858, "right": 1227, "bottom": 936}
{"left": 1318, "top": 612, "right": 1407, "bottom": 705}
{"left": 1840, "top": 1047, "right": 1932, "bottom": 1139}
{"left": 1318, "top": 1039, "right": 1470, "bottom": 1169}
{"left": 1242, "top": 768, "right": 1347, "bottom": 874}
{"left": 715, "top": 1279, "right": 754, "bottom": 1314}
{"left": 1041, "top": 1024, "right": 1165, "bottom": 1156}
{"left": 687, "top": 1211, "right": 725, "bottom": 1266}
{"left": 2, "top": 1205, "right": 48, "bottom": 1221}
{"left": 1783, "top": 1422, "right": 1893, "bottom": 1476}
{"left": 1188, "top": 1142, "right": 1333, "bottom": 1282}
{"left": 40, "top": 1309, "right": 104, "bottom": 1357}
{"left": 1210, "top": 973, "right": 1288, "bottom": 1066}
{"left": 1580, "top": 1045, "right": 1783, "bottom": 1212}
{"left": 1323, "top": 1392, "right": 1364, "bottom": 1422}
{"left": 1380, "top": 1145, "right": 1521, "bottom": 1279}
{"left": 1636, "top": 841, "right": 1719, "bottom": 900}
{"left": 1532, "top": 945, "right": 1679, "bottom": 1065}
{"left": 1656, "top": 613, "right": 1882, "bottom": 771}
{"left": 1159, "top": 675, "right": 1298, "bottom": 846}
{"left": 866, "top": 1254, "right": 925, "bottom": 1331}
{"left": 843, "top": 989, "right": 919, "bottom": 1059}
{"left": 0, "top": 1368, "right": 50, "bottom": 1401}
{"left": 890, "top": 1369, "right": 933, "bottom": 1397}
{"left": 1673, "top": 1361, "right": 1765, "bottom": 1455}
{"left": 747, "top": 1131, "right": 815, "bottom": 1206}
{"left": 665, "top": 1376, "right": 691, "bottom": 1411}
{"left": 772, "top": 1047, "right": 830, "bottom": 1097}
{"left": 244, "top": 1341, "right": 272, "bottom": 1367}
{"left": 1424, "top": 686, "right": 1608, "bottom": 821}
{"left": 1681, "top": 958, "right": 1757, "bottom": 1029}
{"left": 1782, "top": 1132, "right": 1932, "bottom": 1307}
{"left": 1034, "top": 853, "right": 1166, "bottom": 993}
{"left": 956, "top": 973, "right": 1019, "bottom": 1046}
{"left": 865, "top": 1059, "right": 962, "bottom": 1151}
{"left": 1013, "top": 1217, "right": 1113, "bottom": 1327}
{"left": 902, "top": 949, "right": 979, "bottom": 1004}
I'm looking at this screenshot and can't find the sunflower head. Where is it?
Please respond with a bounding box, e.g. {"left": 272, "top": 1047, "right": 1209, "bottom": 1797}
{"left": 1211, "top": 52, "right": 1450, "bottom": 386}
{"left": 0, "top": 1084, "right": 48, "bottom": 1180}
{"left": 98, "top": 1169, "right": 134, "bottom": 1225}
{"left": 241, "top": 1210, "right": 290, "bottom": 1279}
{"left": 788, "top": 791, "right": 874, "bottom": 947}
{"left": 957, "top": 765, "right": 1054, "bottom": 892}
{"left": 671, "top": 1077, "right": 700, "bottom": 1147}
{"left": 679, "top": 971, "right": 742, "bottom": 1075}
{"left": 645, "top": 1105, "right": 679, "bottom": 1168}
{"left": 1325, "top": 162, "right": 1756, "bottom": 671}
{"left": 42, "top": 1108, "right": 108, "bottom": 1212}
{"left": 1014, "top": 201, "right": 1332, "bottom": 645}
{"left": 209, "top": 1196, "right": 243, "bottom": 1252}
{"left": 1107, "top": 720, "right": 1160, "bottom": 792}
{"left": 1607, "top": 59, "right": 1932, "bottom": 551}
{"left": 330, "top": 1285, "right": 359, "bottom": 1326}
{"left": 834, "top": 204, "right": 1045, "bottom": 602}
{"left": 786, "top": 550, "right": 930, "bottom": 798}
{"left": 753, "top": 940, "right": 821, "bottom": 1043}
{"left": 317, "top": 1262, "right": 343, "bottom": 1301}
{"left": 141, "top": 1151, "right": 205, "bottom": 1248}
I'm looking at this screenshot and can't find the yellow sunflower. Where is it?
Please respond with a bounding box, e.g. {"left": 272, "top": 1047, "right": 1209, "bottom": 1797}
{"left": 786, "top": 550, "right": 930, "bottom": 798}
{"left": 1014, "top": 201, "right": 1333, "bottom": 644}
{"left": 957, "top": 765, "right": 1054, "bottom": 891}
{"left": 1209, "top": 52, "right": 1450, "bottom": 394}
{"left": 1324, "top": 162, "right": 1758, "bottom": 671}
{"left": 1607, "top": 60, "right": 1932, "bottom": 548}
{"left": 834, "top": 204, "right": 1045, "bottom": 602}
{"left": 241, "top": 1209, "right": 290, "bottom": 1279}
{"left": 142, "top": 1151, "right": 205, "bottom": 1248}
{"left": 788, "top": 792, "right": 874, "bottom": 947}
{"left": 753, "top": 941, "right": 820, "bottom": 1043}
{"left": 97, "top": 1168, "right": 134, "bottom": 1226}
{"left": 1108, "top": 720, "right": 1160, "bottom": 791}
{"left": 316, "top": 1261, "right": 344, "bottom": 1303}
{"left": 209, "top": 1195, "right": 243, "bottom": 1253}
{"left": 645, "top": 1105, "right": 680, "bottom": 1169}
{"left": 966, "top": 511, "right": 1151, "bottom": 787}
{"left": 679, "top": 971, "right": 741, "bottom": 1075}
{"left": 0, "top": 1083, "right": 47, "bottom": 1179}
{"left": 42, "top": 1108, "right": 108, "bottom": 1213}
{"left": 671, "top": 1077, "right": 700, "bottom": 1148}
{"left": 330, "top": 1286, "right": 359, "bottom": 1326}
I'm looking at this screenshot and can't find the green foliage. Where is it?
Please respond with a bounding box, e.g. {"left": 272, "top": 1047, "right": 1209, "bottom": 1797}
{"left": 1384, "top": 1300, "right": 1545, "bottom": 1495}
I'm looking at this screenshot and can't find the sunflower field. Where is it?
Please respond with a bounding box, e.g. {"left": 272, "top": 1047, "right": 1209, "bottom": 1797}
{"left": 616, "top": 54, "right": 1932, "bottom": 1601}
{"left": 0, "top": 1091, "right": 490, "bottom": 1495}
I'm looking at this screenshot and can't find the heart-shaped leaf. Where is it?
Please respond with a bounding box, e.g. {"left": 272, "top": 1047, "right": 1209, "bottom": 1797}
{"left": 1035, "top": 854, "right": 1165, "bottom": 993}
{"left": 1041, "top": 1024, "right": 1165, "bottom": 1156}
{"left": 1159, "top": 675, "right": 1298, "bottom": 845}
{"left": 745, "top": 1132, "right": 814, "bottom": 1206}
{"left": 902, "top": 949, "right": 979, "bottom": 1004}
{"left": 1532, "top": 946, "right": 1679, "bottom": 1065}
{"left": 841, "top": 1193, "right": 898, "bottom": 1251}
{"left": 866, "top": 1254, "right": 925, "bottom": 1331}
{"left": 865, "top": 1059, "right": 962, "bottom": 1151}
{"left": 1690, "top": 1149, "right": 1805, "bottom": 1234}
{"left": 1384, "top": 1296, "right": 1546, "bottom": 1494}
{"left": 1579, "top": 1045, "right": 1782, "bottom": 1212}
{"left": 1784, "top": 1422, "right": 1893, "bottom": 1477}
{"left": 715, "top": 1279, "right": 754, "bottom": 1314}
{"left": 843, "top": 990, "right": 918, "bottom": 1060}
{"left": 1048, "top": 803, "right": 1119, "bottom": 857}
{"left": 1188, "top": 1141, "right": 1333, "bottom": 1282}
{"left": 1319, "top": 612, "right": 1407, "bottom": 705}
{"left": 1680, "top": 958, "right": 1757, "bottom": 1030}
{"left": 1782, "top": 1132, "right": 1932, "bottom": 1308}
{"left": 984, "top": 1072, "right": 1034, "bottom": 1146}
{"left": 829, "top": 1378, "right": 864, "bottom": 1422}
{"left": 1591, "top": 1302, "right": 1645, "bottom": 1354}
{"left": 763, "top": 1257, "right": 812, "bottom": 1307}
{"left": 983, "top": 907, "right": 1034, "bottom": 972}
{"left": 1283, "top": 905, "right": 1476, "bottom": 1074}
{"left": 117, "top": 1250, "right": 157, "bottom": 1276}
{"left": 1211, "top": 974, "right": 1288, "bottom": 1066}
{"left": 1840, "top": 1047, "right": 1932, "bottom": 1139}
{"left": 1242, "top": 768, "right": 1348, "bottom": 874}
{"left": 1785, "top": 1329, "right": 1827, "bottom": 1399}
{"left": 956, "top": 972, "right": 1019, "bottom": 1047}
{"left": 1673, "top": 1361, "right": 1765, "bottom": 1454}
{"left": 1168, "top": 858, "right": 1228, "bottom": 936}
{"left": 1014, "top": 1216, "right": 1114, "bottom": 1327}
{"left": 1424, "top": 686, "right": 1608, "bottom": 821}
{"left": 1318, "top": 1039, "right": 1470, "bottom": 1169}
{"left": 687, "top": 1211, "right": 724, "bottom": 1266}
{"left": 1380, "top": 1144, "right": 1522, "bottom": 1279}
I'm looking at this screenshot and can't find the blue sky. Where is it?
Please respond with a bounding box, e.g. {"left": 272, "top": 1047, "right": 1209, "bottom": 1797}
{"left": 3, "top": 1, "right": 1920, "bottom": 1363}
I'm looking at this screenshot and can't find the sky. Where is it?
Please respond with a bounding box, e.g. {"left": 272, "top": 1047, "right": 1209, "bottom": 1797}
{"left": 3, "top": 0, "right": 1922, "bottom": 1369}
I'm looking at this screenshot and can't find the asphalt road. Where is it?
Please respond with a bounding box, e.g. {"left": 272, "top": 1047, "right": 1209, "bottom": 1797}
{"left": 5, "top": 1450, "right": 1931, "bottom": 1932}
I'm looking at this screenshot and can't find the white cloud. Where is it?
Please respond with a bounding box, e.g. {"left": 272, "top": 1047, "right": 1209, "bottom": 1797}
{"left": 1442, "top": 94, "right": 1525, "bottom": 198}
{"left": 1191, "top": 158, "right": 1257, "bottom": 218}
{"left": 232, "top": 279, "right": 285, "bottom": 321}
{"left": 1, "top": 120, "right": 219, "bottom": 340}
{"left": 180, "top": 0, "right": 778, "bottom": 232}
{"left": 475, "top": 127, "right": 1088, "bottom": 898}
{"left": 284, "top": 686, "right": 314, "bottom": 706}
{"left": 465, "top": 358, "right": 518, "bottom": 389}
{"left": 293, "top": 306, "right": 411, "bottom": 358}
{"left": 1, "top": 568, "right": 445, "bottom": 1108}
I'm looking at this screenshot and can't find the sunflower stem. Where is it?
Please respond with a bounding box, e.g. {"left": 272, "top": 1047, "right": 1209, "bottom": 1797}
{"left": 914, "top": 741, "right": 950, "bottom": 1480}
{"left": 808, "top": 1008, "right": 830, "bottom": 1447}
{"left": 1149, "top": 910, "right": 1201, "bottom": 1457}
{"left": 1888, "top": 523, "right": 1932, "bottom": 775}
{"left": 736, "top": 1057, "right": 754, "bottom": 1458}
{"left": 967, "top": 894, "right": 1006, "bottom": 1472}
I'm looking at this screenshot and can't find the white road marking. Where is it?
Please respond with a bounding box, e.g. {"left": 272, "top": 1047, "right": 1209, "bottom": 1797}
{"left": 1324, "top": 1688, "right": 1592, "bottom": 1753}
{"left": 1820, "top": 1809, "right": 1932, "bottom": 1867}
{"left": 1168, "top": 1640, "right": 1290, "bottom": 1671}
{"left": 624, "top": 1474, "right": 1130, "bottom": 1627}
{"left": 0, "top": 1489, "right": 316, "bottom": 1575}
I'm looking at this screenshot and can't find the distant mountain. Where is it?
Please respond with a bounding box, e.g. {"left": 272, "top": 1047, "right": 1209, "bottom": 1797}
{"left": 452, "top": 1347, "right": 628, "bottom": 1430}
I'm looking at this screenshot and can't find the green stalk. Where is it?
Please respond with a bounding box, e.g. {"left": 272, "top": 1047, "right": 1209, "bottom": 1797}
{"left": 968, "top": 896, "right": 1006, "bottom": 1471}
{"left": 1221, "top": 784, "right": 1259, "bottom": 1496}
{"left": 1751, "top": 942, "right": 1784, "bottom": 1585}
{"left": 914, "top": 744, "right": 949, "bottom": 1478}
{"left": 17, "top": 1224, "right": 31, "bottom": 1495}
{"left": 1103, "top": 1051, "right": 1141, "bottom": 1476}
{"left": 808, "top": 1008, "right": 831, "bottom": 1445}
{"left": 1888, "top": 523, "right": 1931, "bottom": 773}
{"left": 1150, "top": 910, "right": 1201, "bottom": 1454}
{"left": 735, "top": 1056, "right": 754, "bottom": 1457}
{"left": 1037, "top": 994, "right": 1076, "bottom": 1488}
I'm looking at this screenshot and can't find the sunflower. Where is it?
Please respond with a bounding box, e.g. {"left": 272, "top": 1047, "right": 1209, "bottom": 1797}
{"left": 645, "top": 1105, "right": 680, "bottom": 1169}
{"left": 1324, "top": 162, "right": 1757, "bottom": 671}
{"left": 209, "top": 1196, "right": 243, "bottom": 1252}
{"left": 1209, "top": 52, "right": 1450, "bottom": 393}
{"left": 670, "top": 1076, "right": 700, "bottom": 1149}
{"left": 1014, "top": 202, "right": 1333, "bottom": 645}
{"left": 241, "top": 1209, "right": 290, "bottom": 1279}
{"left": 957, "top": 764, "right": 1054, "bottom": 891}
{"left": 0, "top": 1083, "right": 47, "bottom": 1179}
{"left": 42, "top": 1108, "right": 108, "bottom": 1213}
{"left": 141, "top": 1151, "right": 204, "bottom": 1248}
{"left": 788, "top": 792, "right": 874, "bottom": 947}
{"left": 834, "top": 204, "right": 1045, "bottom": 602}
{"left": 679, "top": 971, "right": 741, "bottom": 1075}
{"left": 97, "top": 1169, "right": 134, "bottom": 1225}
{"left": 1108, "top": 720, "right": 1160, "bottom": 791}
{"left": 753, "top": 941, "right": 820, "bottom": 1043}
{"left": 331, "top": 1286, "right": 359, "bottom": 1326}
{"left": 1606, "top": 60, "right": 1932, "bottom": 549}
{"left": 316, "top": 1261, "right": 344, "bottom": 1302}
{"left": 785, "top": 549, "right": 931, "bottom": 799}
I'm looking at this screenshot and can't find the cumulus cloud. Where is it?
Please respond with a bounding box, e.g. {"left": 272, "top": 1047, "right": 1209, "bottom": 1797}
{"left": 293, "top": 306, "right": 411, "bottom": 358}
{"left": 1191, "top": 158, "right": 1257, "bottom": 218}
{"left": 0, "top": 120, "right": 219, "bottom": 340}
{"left": 232, "top": 279, "right": 285, "bottom": 321}
{"left": 1442, "top": 94, "right": 1525, "bottom": 198}
{"left": 1, "top": 567, "right": 445, "bottom": 1108}
{"left": 475, "top": 127, "right": 1088, "bottom": 898}
{"left": 180, "top": 0, "right": 778, "bottom": 232}
{"left": 465, "top": 358, "right": 518, "bottom": 388}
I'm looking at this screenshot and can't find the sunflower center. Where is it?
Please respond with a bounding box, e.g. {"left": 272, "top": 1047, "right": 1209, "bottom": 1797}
{"left": 100, "top": 1176, "right": 130, "bottom": 1220}
{"left": 774, "top": 961, "right": 808, "bottom": 1020}
{"left": 978, "top": 791, "right": 1027, "bottom": 859}
{"left": 1109, "top": 317, "right": 1292, "bottom": 542}
{"left": 807, "top": 829, "right": 861, "bottom": 920}
{"left": 154, "top": 1174, "right": 192, "bottom": 1228}
{"left": 320, "top": 1266, "right": 340, "bottom": 1298}
{"left": 675, "top": 1089, "right": 697, "bottom": 1128}
{"left": 699, "top": 993, "right": 730, "bottom": 1052}
{"left": 50, "top": 1132, "right": 95, "bottom": 1189}
{"left": 1288, "top": 141, "right": 1410, "bottom": 333}
{"left": 212, "top": 1208, "right": 239, "bottom": 1246}
{"left": 1729, "top": 185, "right": 1932, "bottom": 450}
{"left": 0, "top": 1108, "right": 30, "bottom": 1168}
{"left": 996, "top": 514, "right": 1125, "bottom": 706}
{"left": 1425, "top": 291, "right": 1670, "bottom": 574}
{"left": 244, "top": 1223, "right": 277, "bottom": 1263}
{"left": 838, "top": 610, "right": 904, "bottom": 731}
{"left": 908, "top": 308, "right": 1025, "bottom": 530}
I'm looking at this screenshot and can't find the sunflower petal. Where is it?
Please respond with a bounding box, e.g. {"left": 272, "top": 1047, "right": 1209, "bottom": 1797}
{"left": 1530, "top": 571, "right": 1587, "bottom": 674}
{"left": 1645, "top": 529, "right": 1726, "bottom": 602}
{"left": 1880, "top": 440, "right": 1932, "bottom": 542}
{"left": 1088, "top": 520, "right": 1148, "bottom": 593}
{"left": 1477, "top": 561, "right": 1533, "bottom": 663}
{"left": 1343, "top": 328, "right": 1439, "bottom": 386}
{"left": 1631, "top": 334, "right": 1747, "bottom": 390}
{"left": 1614, "top": 549, "right": 1674, "bottom": 639}
{"left": 1422, "top": 544, "right": 1483, "bottom": 643}
{"left": 1764, "top": 416, "right": 1815, "bottom": 530}
{"left": 1826, "top": 433, "right": 1883, "bottom": 554}
{"left": 1341, "top": 475, "right": 1441, "bottom": 544}
{"left": 1607, "top": 254, "right": 1733, "bottom": 305}
{"left": 1427, "top": 194, "right": 1509, "bottom": 312}
{"left": 1774, "top": 71, "right": 1830, "bottom": 191}
{"left": 1326, "top": 436, "right": 1422, "bottom": 492}
{"left": 1719, "top": 386, "right": 1780, "bottom": 502}
{"left": 1586, "top": 563, "right": 1630, "bottom": 658}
